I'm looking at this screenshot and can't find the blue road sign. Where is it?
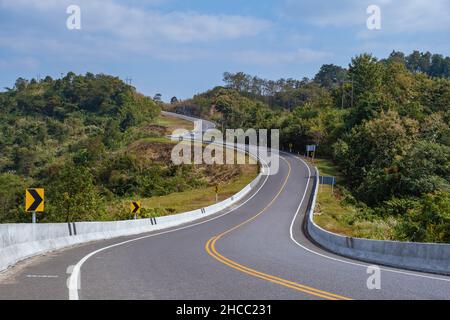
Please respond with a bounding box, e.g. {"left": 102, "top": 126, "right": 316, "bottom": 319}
{"left": 306, "top": 145, "right": 316, "bottom": 152}
{"left": 320, "top": 176, "right": 336, "bottom": 185}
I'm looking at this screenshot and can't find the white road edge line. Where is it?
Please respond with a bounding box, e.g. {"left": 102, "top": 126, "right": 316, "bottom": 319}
{"left": 69, "top": 152, "right": 449, "bottom": 301}
{"left": 289, "top": 156, "right": 450, "bottom": 283}
{"left": 68, "top": 157, "right": 272, "bottom": 300}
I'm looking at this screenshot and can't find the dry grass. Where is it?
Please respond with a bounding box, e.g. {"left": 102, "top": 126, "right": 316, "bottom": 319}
{"left": 155, "top": 114, "right": 193, "bottom": 134}
{"left": 140, "top": 164, "right": 257, "bottom": 215}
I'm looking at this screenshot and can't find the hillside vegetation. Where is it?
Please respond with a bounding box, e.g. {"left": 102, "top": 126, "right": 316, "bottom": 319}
{"left": 167, "top": 50, "right": 450, "bottom": 243}
{"left": 0, "top": 73, "right": 257, "bottom": 223}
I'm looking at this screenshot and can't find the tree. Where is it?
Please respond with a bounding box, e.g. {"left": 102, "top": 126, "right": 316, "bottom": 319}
{"left": 347, "top": 54, "right": 385, "bottom": 125}
{"left": 335, "top": 111, "right": 420, "bottom": 204}
{"left": 397, "top": 141, "right": 450, "bottom": 196}
{"left": 14, "top": 78, "right": 28, "bottom": 91}
{"left": 0, "top": 173, "right": 29, "bottom": 223}
{"left": 394, "top": 192, "right": 450, "bottom": 243}
{"left": 406, "top": 50, "right": 422, "bottom": 73}
{"left": 381, "top": 60, "right": 415, "bottom": 112}
{"left": 46, "top": 164, "right": 104, "bottom": 222}
{"left": 429, "top": 54, "right": 450, "bottom": 77}
{"left": 349, "top": 53, "right": 383, "bottom": 101}
{"left": 387, "top": 50, "right": 406, "bottom": 65}
{"left": 153, "top": 93, "right": 162, "bottom": 103}
{"left": 170, "top": 96, "right": 179, "bottom": 104}
{"left": 314, "top": 64, "right": 348, "bottom": 89}
{"left": 223, "top": 72, "right": 251, "bottom": 92}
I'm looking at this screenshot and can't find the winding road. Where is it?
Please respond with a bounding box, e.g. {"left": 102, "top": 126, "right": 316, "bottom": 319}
{"left": 0, "top": 115, "right": 449, "bottom": 300}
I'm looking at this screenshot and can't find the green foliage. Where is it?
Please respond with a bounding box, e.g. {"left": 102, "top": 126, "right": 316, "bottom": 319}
{"left": 166, "top": 50, "right": 450, "bottom": 242}
{"left": 394, "top": 192, "right": 450, "bottom": 243}
{"left": 45, "top": 163, "right": 105, "bottom": 222}
{"left": 0, "top": 173, "right": 31, "bottom": 223}
{"left": 0, "top": 72, "right": 161, "bottom": 223}
{"left": 314, "top": 64, "right": 348, "bottom": 89}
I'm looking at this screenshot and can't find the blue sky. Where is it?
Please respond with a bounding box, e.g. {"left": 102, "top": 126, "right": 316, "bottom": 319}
{"left": 0, "top": 0, "right": 449, "bottom": 100}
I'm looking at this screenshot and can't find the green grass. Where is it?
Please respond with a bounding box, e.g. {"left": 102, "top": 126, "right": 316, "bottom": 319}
{"left": 313, "top": 158, "right": 396, "bottom": 240}
{"left": 313, "top": 158, "right": 355, "bottom": 235}
{"left": 121, "top": 165, "right": 257, "bottom": 217}
{"left": 155, "top": 114, "right": 193, "bottom": 132}
{"left": 314, "top": 158, "right": 343, "bottom": 183}
{"left": 142, "top": 166, "right": 257, "bottom": 214}
{"left": 314, "top": 184, "right": 359, "bottom": 236}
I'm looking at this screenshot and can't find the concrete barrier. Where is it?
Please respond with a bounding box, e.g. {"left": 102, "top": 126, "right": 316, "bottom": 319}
{"left": 0, "top": 113, "right": 265, "bottom": 273}
{"left": 306, "top": 166, "right": 450, "bottom": 275}
{"left": 0, "top": 170, "right": 263, "bottom": 273}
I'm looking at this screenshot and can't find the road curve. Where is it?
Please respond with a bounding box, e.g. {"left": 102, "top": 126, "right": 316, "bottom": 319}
{"left": 0, "top": 151, "right": 449, "bottom": 300}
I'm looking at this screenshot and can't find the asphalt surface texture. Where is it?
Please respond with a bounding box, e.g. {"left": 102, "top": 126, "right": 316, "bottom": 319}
{"left": 0, "top": 152, "right": 449, "bottom": 300}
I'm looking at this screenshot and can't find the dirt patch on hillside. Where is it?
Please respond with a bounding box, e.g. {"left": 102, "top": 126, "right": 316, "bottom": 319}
{"left": 126, "top": 140, "right": 257, "bottom": 185}
{"left": 127, "top": 140, "right": 174, "bottom": 163}
{"left": 142, "top": 124, "right": 167, "bottom": 136}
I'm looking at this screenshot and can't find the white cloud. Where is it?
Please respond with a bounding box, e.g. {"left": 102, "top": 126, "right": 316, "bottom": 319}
{"left": 0, "top": 57, "right": 39, "bottom": 70}
{"left": 0, "top": 0, "right": 272, "bottom": 43}
{"left": 281, "top": 0, "right": 450, "bottom": 33}
{"left": 232, "top": 48, "right": 331, "bottom": 65}
{"left": 0, "top": 0, "right": 275, "bottom": 68}
{"left": 385, "top": 0, "right": 450, "bottom": 32}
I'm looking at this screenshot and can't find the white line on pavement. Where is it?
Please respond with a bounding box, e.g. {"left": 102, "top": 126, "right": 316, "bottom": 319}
{"left": 289, "top": 156, "right": 450, "bottom": 283}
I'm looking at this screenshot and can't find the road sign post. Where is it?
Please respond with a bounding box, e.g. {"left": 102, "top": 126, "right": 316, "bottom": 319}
{"left": 215, "top": 185, "right": 219, "bottom": 203}
{"left": 306, "top": 145, "right": 317, "bottom": 163}
{"left": 130, "top": 201, "right": 141, "bottom": 220}
{"left": 331, "top": 177, "right": 336, "bottom": 195}
{"left": 26, "top": 188, "right": 44, "bottom": 223}
{"left": 319, "top": 176, "right": 336, "bottom": 195}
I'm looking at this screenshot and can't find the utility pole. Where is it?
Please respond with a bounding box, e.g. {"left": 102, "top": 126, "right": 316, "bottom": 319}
{"left": 351, "top": 74, "right": 354, "bottom": 109}
{"left": 340, "top": 75, "right": 355, "bottom": 109}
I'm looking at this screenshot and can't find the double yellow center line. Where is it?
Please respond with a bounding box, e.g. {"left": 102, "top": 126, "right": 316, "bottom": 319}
{"left": 205, "top": 157, "right": 352, "bottom": 300}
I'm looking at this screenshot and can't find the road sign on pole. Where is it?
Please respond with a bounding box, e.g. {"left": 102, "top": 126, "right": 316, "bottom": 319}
{"left": 26, "top": 188, "right": 44, "bottom": 224}
{"left": 215, "top": 185, "right": 219, "bottom": 203}
{"left": 131, "top": 201, "right": 141, "bottom": 219}
{"left": 319, "top": 176, "right": 336, "bottom": 194}
{"left": 306, "top": 145, "right": 317, "bottom": 163}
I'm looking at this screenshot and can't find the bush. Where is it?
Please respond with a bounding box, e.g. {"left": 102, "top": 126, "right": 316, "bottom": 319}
{"left": 394, "top": 191, "right": 450, "bottom": 243}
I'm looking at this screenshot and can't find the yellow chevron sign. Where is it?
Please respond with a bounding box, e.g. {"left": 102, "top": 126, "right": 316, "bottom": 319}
{"left": 130, "top": 201, "right": 141, "bottom": 214}
{"left": 25, "top": 188, "right": 45, "bottom": 212}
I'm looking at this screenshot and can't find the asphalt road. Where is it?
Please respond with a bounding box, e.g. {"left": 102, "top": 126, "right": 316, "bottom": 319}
{"left": 0, "top": 152, "right": 449, "bottom": 300}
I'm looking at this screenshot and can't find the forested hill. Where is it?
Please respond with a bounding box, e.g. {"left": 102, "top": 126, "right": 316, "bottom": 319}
{"left": 167, "top": 50, "right": 450, "bottom": 242}
{"left": 0, "top": 73, "right": 257, "bottom": 224}
{"left": 0, "top": 72, "right": 159, "bottom": 175}
{"left": 0, "top": 73, "right": 163, "bottom": 222}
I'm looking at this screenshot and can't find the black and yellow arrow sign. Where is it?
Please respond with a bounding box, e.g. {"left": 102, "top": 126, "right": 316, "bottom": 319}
{"left": 130, "top": 201, "right": 141, "bottom": 214}
{"left": 25, "top": 188, "right": 44, "bottom": 212}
